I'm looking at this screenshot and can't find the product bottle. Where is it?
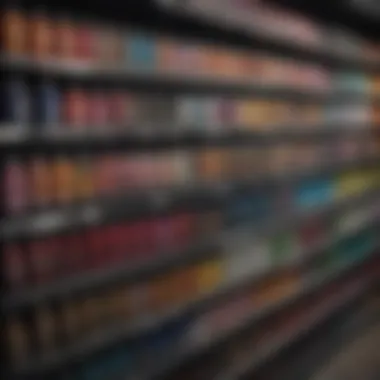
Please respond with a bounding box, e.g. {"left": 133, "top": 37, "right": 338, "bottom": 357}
{"left": 2, "top": 6, "right": 26, "bottom": 55}
{"left": 28, "top": 7, "right": 52, "bottom": 59}
{"left": 4, "top": 155, "right": 28, "bottom": 214}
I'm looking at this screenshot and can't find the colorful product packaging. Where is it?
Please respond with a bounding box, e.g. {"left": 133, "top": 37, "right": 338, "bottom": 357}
{"left": 34, "top": 80, "right": 61, "bottom": 126}
{"left": 4, "top": 157, "right": 28, "bottom": 214}
{"left": 1, "top": 77, "right": 31, "bottom": 125}
{"left": 55, "top": 155, "right": 75, "bottom": 204}
{"left": 28, "top": 9, "right": 52, "bottom": 59}
{"left": 75, "top": 23, "right": 96, "bottom": 62}
{"left": 127, "top": 32, "right": 157, "bottom": 71}
{"left": 97, "top": 27, "right": 124, "bottom": 67}
{"left": 54, "top": 16, "right": 76, "bottom": 60}
{"left": 62, "top": 86, "right": 88, "bottom": 128}
{"left": 2, "top": 8, "right": 26, "bottom": 55}
{"left": 30, "top": 156, "right": 54, "bottom": 207}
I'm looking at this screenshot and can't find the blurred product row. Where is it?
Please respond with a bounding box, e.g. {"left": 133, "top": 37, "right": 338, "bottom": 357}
{"left": 2, "top": 2, "right": 380, "bottom": 380}
{"left": 4, "top": 188, "right": 379, "bottom": 293}
{"left": 6, "top": 246, "right": 378, "bottom": 379}
{"left": 2, "top": 78, "right": 380, "bottom": 128}
{"left": 171, "top": 0, "right": 380, "bottom": 59}
{"left": 4, "top": 150, "right": 380, "bottom": 215}
{"left": 2, "top": 8, "right": 380, "bottom": 89}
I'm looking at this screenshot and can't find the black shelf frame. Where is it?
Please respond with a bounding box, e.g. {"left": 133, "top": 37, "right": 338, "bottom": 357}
{"left": 1, "top": 123, "right": 379, "bottom": 154}
{"left": 2, "top": 54, "right": 379, "bottom": 99}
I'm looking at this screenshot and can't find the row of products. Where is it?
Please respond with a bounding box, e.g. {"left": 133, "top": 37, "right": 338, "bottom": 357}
{"left": 2, "top": 8, "right": 332, "bottom": 88}
{"left": 4, "top": 178, "right": 377, "bottom": 291}
{"left": 4, "top": 2, "right": 380, "bottom": 65}
{"left": 6, "top": 245, "right": 377, "bottom": 379}
{"left": 6, "top": 257, "right": 224, "bottom": 367}
{"left": 1, "top": 78, "right": 377, "bottom": 127}
{"left": 4, "top": 149, "right": 379, "bottom": 215}
{"left": 181, "top": 258, "right": 378, "bottom": 380}
{"left": 224, "top": 203, "right": 377, "bottom": 283}
{"left": 4, "top": 211, "right": 219, "bottom": 289}
{"left": 3, "top": 8, "right": 380, "bottom": 94}
{"left": 190, "top": 0, "right": 380, "bottom": 60}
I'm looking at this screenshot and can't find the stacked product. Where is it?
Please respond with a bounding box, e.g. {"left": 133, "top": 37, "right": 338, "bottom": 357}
{"left": 1, "top": 3, "right": 379, "bottom": 380}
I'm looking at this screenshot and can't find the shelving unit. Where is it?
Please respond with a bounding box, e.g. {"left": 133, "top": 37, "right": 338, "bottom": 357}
{"left": 1, "top": 1, "right": 379, "bottom": 380}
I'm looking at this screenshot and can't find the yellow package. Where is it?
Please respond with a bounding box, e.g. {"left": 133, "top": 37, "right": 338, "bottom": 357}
{"left": 197, "top": 258, "right": 224, "bottom": 294}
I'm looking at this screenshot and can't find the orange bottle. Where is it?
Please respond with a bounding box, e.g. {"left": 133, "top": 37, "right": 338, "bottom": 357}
{"left": 2, "top": 7, "right": 26, "bottom": 55}
{"left": 30, "top": 156, "right": 53, "bottom": 207}
{"left": 28, "top": 9, "right": 52, "bottom": 59}
{"left": 54, "top": 155, "right": 74, "bottom": 204}
{"left": 54, "top": 15, "right": 76, "bottom": 60}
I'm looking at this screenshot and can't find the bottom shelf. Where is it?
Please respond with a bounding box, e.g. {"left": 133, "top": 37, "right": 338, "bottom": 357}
{"left": 253, "top": 290, "right": 380, "bottom": 380}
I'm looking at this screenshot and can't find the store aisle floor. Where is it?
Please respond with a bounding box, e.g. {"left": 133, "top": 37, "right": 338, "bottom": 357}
{"left": 311, "top": 321, "right": 380, "bottom": 380}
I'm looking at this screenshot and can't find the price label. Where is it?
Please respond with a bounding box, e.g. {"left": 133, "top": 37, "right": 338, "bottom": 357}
{"left": 31, "top": 212, "right": 68, "bottom": 234}
{"left": 0, "top": 125, "right": 28, "bottom": 142}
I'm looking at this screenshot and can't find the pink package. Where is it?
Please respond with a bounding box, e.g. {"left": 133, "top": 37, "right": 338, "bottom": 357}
{"left": 4, "top": 157, "right": 28, "bottom": 215}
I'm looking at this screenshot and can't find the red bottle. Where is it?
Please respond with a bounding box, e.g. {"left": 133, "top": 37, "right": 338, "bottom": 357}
{"left": 62, "top": 87, "right": 88, "bottom": 129}
{"left": 4, "top": 157, "right": 28, "bottom": 215}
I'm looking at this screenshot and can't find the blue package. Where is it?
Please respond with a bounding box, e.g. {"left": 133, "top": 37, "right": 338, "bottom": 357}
{"left": 127, "top": 33, "right": 156, "bottom": 70}
{"left": 334, "top": 72, "right": 369, "bottom": 94}
{"left": 225, "top": 191, "right": 271, "bottom": 227}
{"left": 296, "top": 178, "right": 334, "bottom": 210}
{"left": 34, "top": 81, "right": 60, "bottom": 126}
{"left": 1, "top": 78, "right": 30, "bottom": 125}
{"left": 337, "top": 230, "right": 376, "bottom": 264}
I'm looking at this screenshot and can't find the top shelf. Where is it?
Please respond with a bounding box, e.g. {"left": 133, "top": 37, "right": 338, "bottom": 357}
{"left": 153, "top": 0, "right": 380, "bottom": 73}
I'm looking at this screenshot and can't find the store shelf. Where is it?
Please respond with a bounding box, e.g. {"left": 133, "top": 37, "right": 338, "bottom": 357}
{"left": 3, "top": 185, "right": 378, "bottom": 314}
{"left": 2, "top": 238, "right": 217, "bottom": 311}
{"left": 2, "top": 2, "right": 380, "bottom": 380}
{"left": 215, "top": 279, "right": 372, "bottom": 380}
{"left": 3, "top": 184, "right": 378, "bottom": 312}
{"left": 154, "top": 0, "right": 380, "bottom": 73}
{"left": 2, "top": 156, "right": 379, "bottom": 241}
{"left": 135, "top": 253, "right": 377, "bottom": 380}
{"left": 8, "top": 222, "right": 378, "bottom": 378}
{"left": 250, "top": 295, "right": 380, "bottom": 380}
{"left": 1, "top": 54, "right": 376, "bottom": 100}
{"left": 0, "top": 123, "right": 378, "bottom": 154}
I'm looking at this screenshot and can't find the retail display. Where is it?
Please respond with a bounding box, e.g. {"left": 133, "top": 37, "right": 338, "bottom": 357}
{"left": 1, "top": 2, "right": 379, "bottom": 380}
